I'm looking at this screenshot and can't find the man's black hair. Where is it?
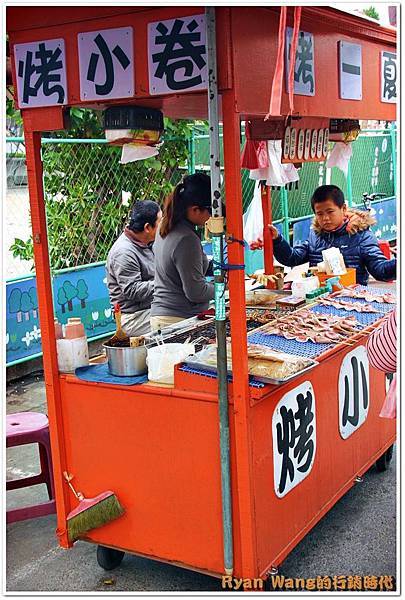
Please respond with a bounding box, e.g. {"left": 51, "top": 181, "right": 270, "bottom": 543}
{"left": 310, "top": 185, "right": 345, "bottom": 211}
{"left": 128, "top": 200, "right": 160, "bottom": 232}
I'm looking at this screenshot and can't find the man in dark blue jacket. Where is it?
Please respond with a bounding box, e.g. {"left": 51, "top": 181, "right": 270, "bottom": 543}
{"left": 269, "top": 185, "right": 396, "bottom": 286}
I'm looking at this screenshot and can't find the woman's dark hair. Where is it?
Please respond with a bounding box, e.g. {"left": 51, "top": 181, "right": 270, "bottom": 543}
{"left": 128, "top": 200, "right": 161, "bottom": 232}
{"left": 160, "top": 173, "right": 211, "bottom": 238}
{"left": 310, "top": 185, "right": 345, "bottom": 210}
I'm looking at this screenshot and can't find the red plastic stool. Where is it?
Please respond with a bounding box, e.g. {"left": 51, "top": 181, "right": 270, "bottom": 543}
{"left": 6, "top": 412, "right": 56, "bottom": 523}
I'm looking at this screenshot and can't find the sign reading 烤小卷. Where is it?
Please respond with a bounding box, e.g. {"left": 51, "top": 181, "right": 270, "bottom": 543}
{"left": 148, "top": 14, "right": 207, "bottom": 95}
{"left": 78, "top": 27, "right": 134, "bottom": 101}
{"left": 339, "top": 41, "right": 362, "bottom": 100}
{"left": 14, "top": 39, "right": 68, "bottom": 108}
{"left": 272, "top": 381, "right": 316, "bottom": 498}
{"left": 285, "top": 28, "right": 315, "bottom": 97}
{"left": 338, "top": 346, "right": 369, "bottom": 439}
{"left": 381, "top": 51, "right": 397, "bottom": 104}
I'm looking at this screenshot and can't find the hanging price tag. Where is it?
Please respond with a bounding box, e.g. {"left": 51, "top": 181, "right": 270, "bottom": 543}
{"left": 297, "top": 129, "right": 305, "bottom": 160}
{"left": 310, "top": 130, "right": 318, "bottom": 158}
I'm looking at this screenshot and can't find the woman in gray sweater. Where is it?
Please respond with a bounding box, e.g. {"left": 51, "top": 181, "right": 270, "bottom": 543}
{"left": 150, "top": 173, "right": 215, "bottom": 331}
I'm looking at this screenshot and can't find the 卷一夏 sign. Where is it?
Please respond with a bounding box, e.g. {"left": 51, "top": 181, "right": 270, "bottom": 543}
{"left": 285, "top": 28, "right": 315, "bottom": 97}
{"left": 148, "top": 14, "right": 208, "bottom": 95}
{"left": 381, "top": 51, "right": 396, "bottom": 104}
{"left": 339, "top": 41, "right": 362, "bottom": 101}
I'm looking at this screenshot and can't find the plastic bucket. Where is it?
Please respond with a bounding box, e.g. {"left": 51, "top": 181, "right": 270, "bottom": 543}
{"left": 147, "top": 343, "right": 195, "bottom": 384}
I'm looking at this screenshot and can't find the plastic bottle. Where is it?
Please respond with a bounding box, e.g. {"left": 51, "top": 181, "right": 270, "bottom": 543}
{"left": 54, "top": 319, "right": 63, "bottom": 340}
{"left": 56, "top": 317, "right": 88, "bottom": 373}
{"left": 65, "top": 317, "right": 85, "bottom": 339}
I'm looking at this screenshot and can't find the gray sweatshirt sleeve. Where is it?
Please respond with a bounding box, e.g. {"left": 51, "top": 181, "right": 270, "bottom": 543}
{"left": 111, "top": 254, "right": 154, "bottom": 304}
{"left": 173, "top": 236, "right": 215, "bottom": 304}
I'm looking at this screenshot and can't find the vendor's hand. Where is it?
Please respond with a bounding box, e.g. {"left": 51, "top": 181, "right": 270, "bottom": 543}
{"left": 268, "top": 224, "right": 280, "bottom": 240}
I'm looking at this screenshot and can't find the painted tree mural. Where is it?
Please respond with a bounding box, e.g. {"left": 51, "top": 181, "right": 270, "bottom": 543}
{"left": 57, "top": 287, "right": 68, "bottom": 314}
{"left": 28, "top": 287, "right": 39, "bottom": 318}
{"left": 63, "top": 281, "right": 78, "bottom": 312}
{"left": 20, "top": 291, "right": 33, "bottom": 321}
{"left": 9, "top": 288, "right": 23, "bottom": 323}
{"left": 76, "top": 279, "right": 89, "bottom": 309}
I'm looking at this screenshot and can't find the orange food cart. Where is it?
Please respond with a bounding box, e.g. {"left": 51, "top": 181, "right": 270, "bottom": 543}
{"left": 7, "top": 5, "right": 396, "bottom": 585}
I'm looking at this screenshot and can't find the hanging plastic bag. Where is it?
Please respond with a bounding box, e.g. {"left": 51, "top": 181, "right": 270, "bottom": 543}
{"left": 146, "top": 343, "right": 195, "bottom": 384}
{"left": 249, "top": 140, "right": 299, "bottom": 185}
{"left": 326, "top": 142, "right": 353, "bottom": 177}
{"left": 243, "top": 182, "right": 263, "bottom": 247}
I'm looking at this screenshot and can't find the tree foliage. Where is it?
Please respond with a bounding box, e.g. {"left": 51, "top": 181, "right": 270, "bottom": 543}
{"left": 362, "top": 6, "right": 379, "bottom": 20}
{"left": 8, "top": 104, "right": 200, "bottom": 270}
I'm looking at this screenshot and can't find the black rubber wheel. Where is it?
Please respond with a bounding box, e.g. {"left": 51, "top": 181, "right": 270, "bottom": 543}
{"left": 96, "top": 545, "right": 125, "bottom": 570}
{"left": 375, "top": 445, "right": 394, "bottom": 472}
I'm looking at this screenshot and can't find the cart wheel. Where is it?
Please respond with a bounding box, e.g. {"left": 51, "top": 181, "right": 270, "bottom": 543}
{"left": 375, "top": 445, "right": 394, "bottom": 473}
{"left": 96, "top": 545, "right": 125, "bottom": 570}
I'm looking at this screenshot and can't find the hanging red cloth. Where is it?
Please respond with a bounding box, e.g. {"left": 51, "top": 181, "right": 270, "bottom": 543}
{"left": 265, "top": 6, "right": 302, "bottom": 119}
{"left": 240, "top": 121, "right": 269, "bottom": 169}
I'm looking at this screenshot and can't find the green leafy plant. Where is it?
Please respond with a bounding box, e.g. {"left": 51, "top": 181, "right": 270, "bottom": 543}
{"left": 10, "top": 108, "right": 197, "bottom": 270}
{"left": 362, "top": 6, "right": 379, "bottom": 20}
{"left": 10, "top": 237, "right": 34, "bottom": 263}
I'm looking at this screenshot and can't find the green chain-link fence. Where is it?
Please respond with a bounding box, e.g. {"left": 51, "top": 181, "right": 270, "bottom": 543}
{"left": 6, "top": 127, "right": 396, "bottom": 278}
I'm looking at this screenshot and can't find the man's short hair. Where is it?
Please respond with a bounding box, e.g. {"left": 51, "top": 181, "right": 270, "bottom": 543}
{"left": 310, "top": 185, "right": 345, "bottom": 210}
{"left": 128, "top": 200, "right": 160, "bottom": 232}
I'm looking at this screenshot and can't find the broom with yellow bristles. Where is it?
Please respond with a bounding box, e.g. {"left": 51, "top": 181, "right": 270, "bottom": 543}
{"left": 63, "top": 472, "right": 124, "bottom": 542}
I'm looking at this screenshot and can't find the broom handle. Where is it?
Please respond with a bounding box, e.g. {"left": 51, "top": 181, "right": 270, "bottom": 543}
{"left": 63, "top": 472, "right": 85, "bottom": 501}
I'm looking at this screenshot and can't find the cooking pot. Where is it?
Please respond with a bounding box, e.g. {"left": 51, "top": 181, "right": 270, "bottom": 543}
{"left": 103, "top": 343, "right": 147, "bottom": 377}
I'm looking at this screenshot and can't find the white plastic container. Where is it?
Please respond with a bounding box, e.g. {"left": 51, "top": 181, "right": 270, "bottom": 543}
{"left": 291, "top": 276, "right": 319, "bottom": 298}
{"left": 147, "top": 343, "right": 195, "bottom": 385}
{"left": 57, "top": 337, "right": 89, "bottom": 373}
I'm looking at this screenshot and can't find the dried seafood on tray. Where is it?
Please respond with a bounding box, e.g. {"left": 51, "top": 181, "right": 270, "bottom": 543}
{"left": 334, "top": 287, "right": 396, "bottom": 304}
{"left": 260, "top": 309, "right": 360, "bottom": 344}
{"left": 317, "top": 297, "right": 380, "bottom": 313}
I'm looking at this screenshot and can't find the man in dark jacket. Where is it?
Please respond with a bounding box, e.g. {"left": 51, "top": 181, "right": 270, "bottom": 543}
{"left": 269, "top": 185, "right": 396, "bottom": 286}
{"left": 106, "top": 200, "right": 162, "bottom": 336}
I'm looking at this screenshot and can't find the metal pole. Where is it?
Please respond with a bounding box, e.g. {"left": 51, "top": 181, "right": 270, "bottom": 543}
{"left": 346, "top": 159, "right": 353, "bottom": 207}
{"left": 206, "top": 6, "right": 233, "bottom": 576}
{"left": 280, "top": 186, "right": 289, "bottom": 240}
{"left": 188, "top": 128, "right": 195, "bottom": 175}
{"left": 390, "top": 122, "right": 397, "bottom": 196}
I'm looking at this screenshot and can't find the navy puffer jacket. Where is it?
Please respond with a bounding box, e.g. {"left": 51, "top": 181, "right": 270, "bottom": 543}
{"left": 273, "top": 210, "right": 396, "bottom": 286}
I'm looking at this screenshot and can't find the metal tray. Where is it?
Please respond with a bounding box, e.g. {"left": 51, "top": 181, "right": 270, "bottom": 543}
{"left": 184, "top": 354, "right": 319, "bottom": 386}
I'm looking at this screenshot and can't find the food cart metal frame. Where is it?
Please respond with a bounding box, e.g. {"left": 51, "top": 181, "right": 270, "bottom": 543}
{"left": 7, "top": 5, "right": 396, "bottom": 584}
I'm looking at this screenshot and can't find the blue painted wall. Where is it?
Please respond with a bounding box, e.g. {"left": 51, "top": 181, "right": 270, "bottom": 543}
{"left": 6, "top": 264, "right": 115, "bottom": 365}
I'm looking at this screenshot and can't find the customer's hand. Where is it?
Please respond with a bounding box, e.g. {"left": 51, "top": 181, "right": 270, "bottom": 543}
{"left": 268, "top": 224, "right": 280, "bottom": 240}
